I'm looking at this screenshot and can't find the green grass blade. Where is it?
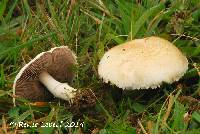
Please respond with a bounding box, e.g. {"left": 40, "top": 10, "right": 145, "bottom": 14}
{"left": 5, "top": 0, "right": 18, "bottom": 22}
{"left": 192, "top": 112, "right": 200, "bottom": 123}
{"left": 131, "top": 3, "right": 165, "bottom": 39}
{"left": 39, "top": 107, "right": 55, "bottom": 134}
{"left": 0, "top": 32, "right": 56, "bottom": 61}
{"left": 13, "top": 110, "right": 32, "bottom": 123}
{"left": 22, "top": 0, "right": 32, "bottom": 17}
{"left": 0, "top": 0, "right": 8, "bottom": 19}
{"left": 0, "top": 64, "right": 5, "bottom": 87}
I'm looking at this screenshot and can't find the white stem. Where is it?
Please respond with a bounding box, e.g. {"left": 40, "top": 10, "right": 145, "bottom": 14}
{"left": 39, "top": 71, "right": 77, "bottom": 101}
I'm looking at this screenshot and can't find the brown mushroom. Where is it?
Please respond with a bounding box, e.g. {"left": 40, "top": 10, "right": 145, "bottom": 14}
{"left": 13, "top": 46, "right": 77, "bottom": 105}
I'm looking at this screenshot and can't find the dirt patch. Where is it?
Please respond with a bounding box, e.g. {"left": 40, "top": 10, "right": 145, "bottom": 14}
{"left": 67, "top": 89, "right": 97, "bottom": 114}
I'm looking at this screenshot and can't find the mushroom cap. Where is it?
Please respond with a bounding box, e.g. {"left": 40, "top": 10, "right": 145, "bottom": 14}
{"left": 13, "top": 46, "right": 77, "bottom": 101}
{"left": 98, "top": 36, "right": 188, "bottom": 90}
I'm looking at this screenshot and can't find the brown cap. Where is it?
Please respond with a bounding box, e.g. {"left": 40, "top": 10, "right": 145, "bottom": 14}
{"left": 13, "top": 46, "right": 77, "bottom": 102}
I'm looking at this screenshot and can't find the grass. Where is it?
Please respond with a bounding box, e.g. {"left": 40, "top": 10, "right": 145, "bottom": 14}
{"left": 0, "top": 0, "right": 200, "bottom": 133}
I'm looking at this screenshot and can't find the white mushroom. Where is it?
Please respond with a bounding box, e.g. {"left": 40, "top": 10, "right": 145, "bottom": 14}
{"left": 98, "top": 36, "right": 188, "bottom": 89}
{"left": 13, "top": 46, "right": 77, "bottom": 105}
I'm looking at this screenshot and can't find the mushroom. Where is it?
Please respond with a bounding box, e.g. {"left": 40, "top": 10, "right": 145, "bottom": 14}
{"left": 13, "top": 46, "right": 77, "bottom": 105}
{"left": 98, "top": 36, "right": 188, "bottom": 89}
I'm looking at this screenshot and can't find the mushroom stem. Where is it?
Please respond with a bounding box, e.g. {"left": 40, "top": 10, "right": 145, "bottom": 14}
{"left": 39, "top": 71, "right": 77, "bottom": 101}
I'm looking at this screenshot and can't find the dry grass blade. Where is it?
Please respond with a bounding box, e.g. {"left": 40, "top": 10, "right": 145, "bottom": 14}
{"left": 171, "top": 34, "right": 200, "bottom": 41}
{"left": 80, "top": 8, "right": 102, "bottom": 24}
{"left": 147, "top": 121, "right": 154, "bottom": 134}
{"left": 162, "top": 94, "right": 174, "bottom": 126}
{"left": 138, "top": 119, "right": 148, "bottom": 134}
{"left": 66, "top": 0, "right": 76, "bottom": 24}
{"left": 1, "top": 115, "right": 8, "bottom": 134}
{"left": 38, "top": 2, "right": 64, "bottom": 44}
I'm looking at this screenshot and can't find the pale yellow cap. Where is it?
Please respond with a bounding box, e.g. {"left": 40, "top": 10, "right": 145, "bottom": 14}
{"left": 98, "top": 36, "right": 188, "bottom": 89}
